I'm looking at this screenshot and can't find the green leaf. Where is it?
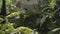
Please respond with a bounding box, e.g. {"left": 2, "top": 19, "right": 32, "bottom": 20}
{"left": 40, "top": 15, "right": 48, "bottom": 27}
{"left": 48, "top": 28, "right": 60, "bottom": 34}
{"left": 49, "top": 0, "right": 56, "bottom": 8}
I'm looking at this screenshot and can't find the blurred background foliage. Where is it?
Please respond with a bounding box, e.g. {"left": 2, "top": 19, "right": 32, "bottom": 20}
{"left": 0, "top": 0, "right": 60, "bottom": 34}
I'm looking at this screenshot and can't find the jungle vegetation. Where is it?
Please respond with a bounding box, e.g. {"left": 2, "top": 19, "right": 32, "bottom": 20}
{"left": 0, "top": 0, "right": 60, "bottom": 34}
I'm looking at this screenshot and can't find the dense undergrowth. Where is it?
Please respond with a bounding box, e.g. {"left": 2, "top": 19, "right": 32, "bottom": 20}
{"left": 0, "top": 0, "right": 60, "bottom": 34}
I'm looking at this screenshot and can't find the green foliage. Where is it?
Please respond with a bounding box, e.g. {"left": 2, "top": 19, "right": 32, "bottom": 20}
{"left": 0, "top": 30, "right": 5, "bottom": 34}
{"left": 0, "top": 0, "right": 60, "bottom": 34}
{"left": 0, "top": 18, "right": 3, "bottom": 23}
{"left": 48, "top": 28, "right": 60, "bottom": 34}
{"left": 40, "top": 15, "right": 48, "bottom": 27}
{"left": 16, "top": 26, "right": 38, "bottom": 34}
{"left": 0, "top": 23, "right": 38, "bottom": 34}
{"left": 0, "top": 23, "right": 14, "bottom": 34}
{"left": 49, "top": 0, "right": 56, "bottom": 8}
{"left": 0, "top": 0, "right": 2, "bottom": 8}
